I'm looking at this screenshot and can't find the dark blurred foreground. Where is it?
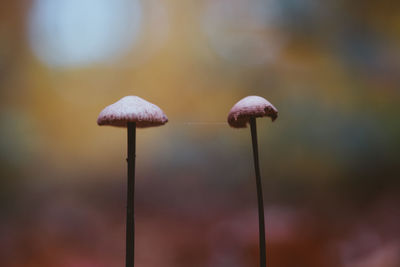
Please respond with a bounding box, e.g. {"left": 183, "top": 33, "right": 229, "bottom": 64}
{"left": 1, "top": 172, "right": 400, "bottom": 267}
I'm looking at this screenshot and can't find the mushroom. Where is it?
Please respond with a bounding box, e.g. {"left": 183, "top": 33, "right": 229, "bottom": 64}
{"left": 97, "top": 96, "right": 168, "bottom": 267}
{"left": 227, "top": 95, "right": 278, "bottom": 267}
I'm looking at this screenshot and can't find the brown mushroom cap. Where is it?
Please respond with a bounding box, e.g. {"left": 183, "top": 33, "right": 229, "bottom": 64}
{"left": 227, "top": 96, "right": 278, "bottom": 128}
{"left": 97, "top": 96, "right": 168, "bottom": 128}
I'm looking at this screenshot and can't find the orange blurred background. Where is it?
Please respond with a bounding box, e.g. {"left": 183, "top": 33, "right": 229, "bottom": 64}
{"left": 1, "top": 0, "right": 400, "bottom": 266}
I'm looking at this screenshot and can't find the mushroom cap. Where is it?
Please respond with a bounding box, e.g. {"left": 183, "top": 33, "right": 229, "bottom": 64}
{"left": 97, "top": 96, "right": 168, "bottom": 128}
{"left": 227, "top": 96, "right": 278, "bottom": 128}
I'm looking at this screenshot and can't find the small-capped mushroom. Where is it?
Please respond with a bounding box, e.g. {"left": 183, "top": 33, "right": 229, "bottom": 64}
{"left": 227, "top": 95, "right": 278, "bottom": 267}
{"left": 227, "top": 96, "right": 278, "bottom": 128}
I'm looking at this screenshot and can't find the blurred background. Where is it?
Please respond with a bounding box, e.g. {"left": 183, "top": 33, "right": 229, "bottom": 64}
{"left": 1, "top": 0, "right": 400, "bottom": 266}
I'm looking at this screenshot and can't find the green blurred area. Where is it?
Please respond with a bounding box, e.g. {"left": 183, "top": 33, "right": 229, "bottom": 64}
{"left": 1, "top": 0, "right": 400, "bottom": 266}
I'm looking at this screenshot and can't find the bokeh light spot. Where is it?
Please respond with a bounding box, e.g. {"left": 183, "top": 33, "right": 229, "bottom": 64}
{"left": 202, "top": 0, "right": 286, "bottom": 66}
{"left": 28, "top": 0, "right": 142, "bottom": 68}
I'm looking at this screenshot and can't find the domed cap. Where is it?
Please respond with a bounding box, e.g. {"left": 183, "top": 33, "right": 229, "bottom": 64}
{"left": 97, "top": 96, "right": 168, "bottom": 128}
{"left": 227, "top": 96, "right": 278, "bottom": 128}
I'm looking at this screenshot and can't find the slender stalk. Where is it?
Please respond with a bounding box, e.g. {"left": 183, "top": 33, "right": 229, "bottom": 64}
{"left": 126, "top": 122, "right": 136, "bottom": 267}
{"left": 250, "top": 117, "right": 267, "bottom": 267}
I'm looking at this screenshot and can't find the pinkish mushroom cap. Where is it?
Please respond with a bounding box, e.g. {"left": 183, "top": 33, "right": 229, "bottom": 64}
{"left": 227, "top": 96, "right": 278, "bottom": 128}
{"left": 97, "top": 96, "right": 168, "bottom": 128}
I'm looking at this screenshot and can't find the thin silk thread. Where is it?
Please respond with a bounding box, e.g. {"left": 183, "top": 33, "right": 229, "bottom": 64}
{"left": 182, "top": 122, "right": 226, "bottom": 125}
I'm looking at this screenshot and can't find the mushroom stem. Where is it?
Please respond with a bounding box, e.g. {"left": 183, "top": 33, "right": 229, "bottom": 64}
{"left": 126, "top": 122, "right": 136, "bottom": 267}
{"left": 250, "top": 117, "right": 267, "bottom": 267}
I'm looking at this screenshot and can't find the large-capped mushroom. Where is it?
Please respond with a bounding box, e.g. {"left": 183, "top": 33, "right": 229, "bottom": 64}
{"left": 98, "top": 96, "right": 168, "bottom": 267}
{"left": 97, "top": 96, "right": 168, "bottom": 127}
{"left": 227, "top": 95, "right": 278, "bottom": 267}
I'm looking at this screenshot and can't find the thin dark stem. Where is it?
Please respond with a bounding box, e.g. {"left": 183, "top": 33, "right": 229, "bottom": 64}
{"left": 126, "top": 122, "right": 136, "bottom": 267}
{"left": 250, "top": 117, "right": 267, "bottom": 267}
